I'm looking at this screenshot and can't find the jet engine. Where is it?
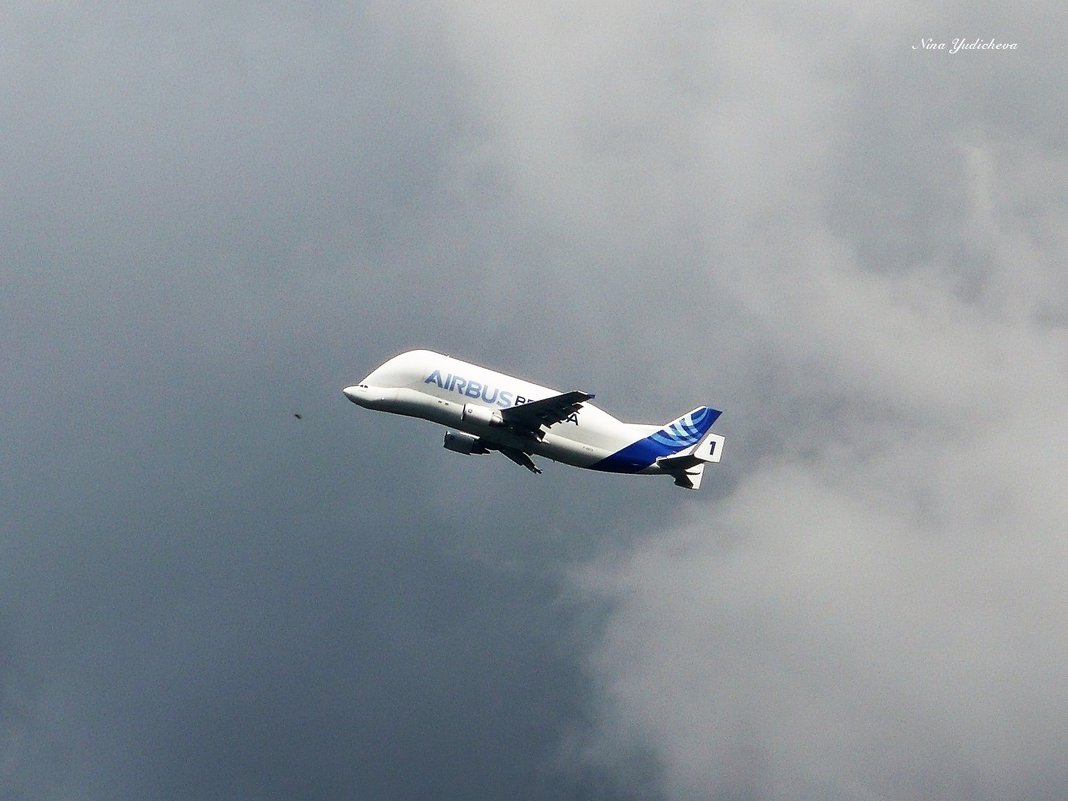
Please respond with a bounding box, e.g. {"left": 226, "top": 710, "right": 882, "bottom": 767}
{"left": 460, "top": 403, "right": 504, "bottom": 427}
{"left": 443, "top": 431, "right": 490, "bottom": 455}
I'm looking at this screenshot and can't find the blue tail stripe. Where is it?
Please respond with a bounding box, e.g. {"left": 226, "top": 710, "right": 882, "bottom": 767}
{"left": 590, "top": 406, "right": 722, "bottom": 473}
{"left": 678, "top": 418, "right": 699, "bottom": 437}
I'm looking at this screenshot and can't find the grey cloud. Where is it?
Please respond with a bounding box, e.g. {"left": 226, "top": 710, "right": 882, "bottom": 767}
{"left": 2, "top": 4, "right": 655, "bottom": 800}
{"left": 524, "top": 5, "right": 1068, "bottom": 799}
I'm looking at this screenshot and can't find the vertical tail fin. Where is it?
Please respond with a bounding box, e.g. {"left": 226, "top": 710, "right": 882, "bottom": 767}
{"left": 648, "top": 406, "right": 721, "bottom": 453}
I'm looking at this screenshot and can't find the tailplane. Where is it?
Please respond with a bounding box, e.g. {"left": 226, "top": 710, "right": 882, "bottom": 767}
{"left": 654, "top": 407, "right": 725, "bottom": 490}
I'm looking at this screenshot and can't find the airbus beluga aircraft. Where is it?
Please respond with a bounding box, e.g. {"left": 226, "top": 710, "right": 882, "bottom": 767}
{"left": 342, "top": 350, "right": 724, "bottom": 489}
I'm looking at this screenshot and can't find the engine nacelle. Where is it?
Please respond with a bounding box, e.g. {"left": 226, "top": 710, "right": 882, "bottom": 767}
{"left": 443, "top": 431, "right": 490, "bottom": 455}
{"left": 460, "top": 403, "right": 504, "bottom": 427}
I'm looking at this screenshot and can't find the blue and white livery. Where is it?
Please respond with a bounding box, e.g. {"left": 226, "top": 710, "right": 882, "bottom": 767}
{"left": 343, "top": 350, "right": 725, "bottom": 489}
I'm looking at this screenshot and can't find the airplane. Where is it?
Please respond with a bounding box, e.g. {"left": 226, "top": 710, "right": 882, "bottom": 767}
{"left": 342, "top": 350, "right": 724, "bottom": 489}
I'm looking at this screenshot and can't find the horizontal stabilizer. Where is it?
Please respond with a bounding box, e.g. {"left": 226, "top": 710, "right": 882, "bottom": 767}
{"left": 657, "top": 453, "right": 703, "bottom": 471}
{"left": 668, "top": 463, "right": 705, "bottom": 490}
{"left": 657, "top": 432, "right": 724, "bottom": 469}
{"left": 657, "top": 428, "right": 723, "bottom": 490}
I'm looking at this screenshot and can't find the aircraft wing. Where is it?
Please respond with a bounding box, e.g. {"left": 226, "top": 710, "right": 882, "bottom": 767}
{"left": 499, "top": 390, "right": 594, "bottom": 438}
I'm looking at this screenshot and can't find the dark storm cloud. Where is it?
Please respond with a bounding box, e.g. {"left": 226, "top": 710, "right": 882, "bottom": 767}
{"left": 1, "top": 4, "right": 669, "bottom": 801}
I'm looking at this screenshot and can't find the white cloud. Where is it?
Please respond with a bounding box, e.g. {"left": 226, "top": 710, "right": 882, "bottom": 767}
{"left": 574, "top": 140, "right": 1068, "bottom": 797}
{"left": 581, "top": 395, "right": 1068, "bottom": 798}
{"left": 435, "top": 3, "right": 1068, "bottom": 795}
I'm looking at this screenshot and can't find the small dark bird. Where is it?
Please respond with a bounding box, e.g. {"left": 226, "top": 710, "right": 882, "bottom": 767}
{"left": 293, "top": 413, "right": 303, "bottom": 420}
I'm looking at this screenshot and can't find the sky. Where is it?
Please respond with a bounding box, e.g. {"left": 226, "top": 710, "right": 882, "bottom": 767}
{"left": 3, "top": 2, "right": 1067, "bottom": 800}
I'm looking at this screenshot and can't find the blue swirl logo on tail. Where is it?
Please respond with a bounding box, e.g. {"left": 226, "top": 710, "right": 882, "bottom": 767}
{"left": 648, "top": 407, "right": 716, "bottom": 449}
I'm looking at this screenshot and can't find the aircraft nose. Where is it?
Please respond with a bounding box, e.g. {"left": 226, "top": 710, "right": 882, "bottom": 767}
{"left": 342, "top": 385, "right": 363, "bottom": 404}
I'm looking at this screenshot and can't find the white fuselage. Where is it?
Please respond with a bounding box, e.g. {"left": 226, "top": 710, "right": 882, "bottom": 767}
{"left": 344, "top": 350, "right": 662, "bottom": 472}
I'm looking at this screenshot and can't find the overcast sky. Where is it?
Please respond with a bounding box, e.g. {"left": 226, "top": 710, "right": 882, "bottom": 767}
{"left": 3, "top": 3, "right": 1067, "bottom": 800}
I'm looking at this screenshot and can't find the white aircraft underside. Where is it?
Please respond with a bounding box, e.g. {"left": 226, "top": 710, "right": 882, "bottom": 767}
{"left": 343, "top": 350, "right": 724, "bottom": 489}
